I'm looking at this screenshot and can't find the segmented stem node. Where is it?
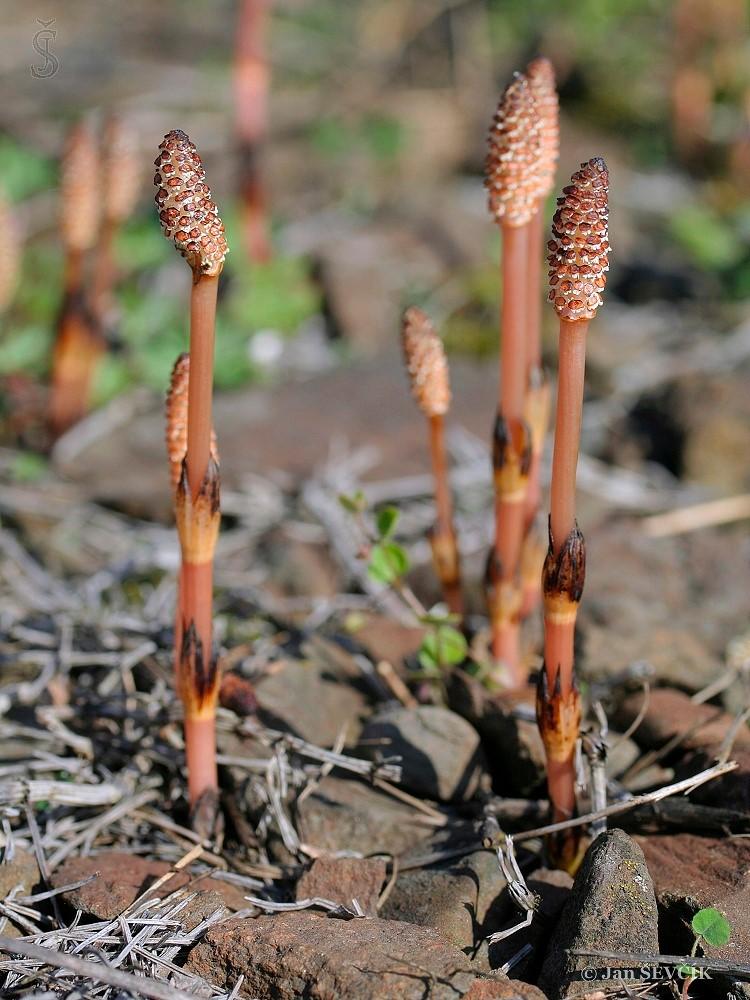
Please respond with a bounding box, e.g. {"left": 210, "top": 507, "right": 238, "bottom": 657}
{"left": 548, "top": 157, "right": 610, "bottom": 322}
{"left": 154, "top": 130, "right": 228, "bottom": 277}
{"left": 401, "top": 307, "right": 451, "bottom": 418}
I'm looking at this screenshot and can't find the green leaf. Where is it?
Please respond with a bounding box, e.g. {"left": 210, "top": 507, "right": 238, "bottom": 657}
{"left": 692, "top": 908, "right": 731, "bottom": 948}
{"left": 338, "top": 491, "right": 365, "bottom": 514}
{"left": 418, "top": 625, "right": 468, "bottom": 672}
{"left": 678, "top": 964, "right": 698, "bottom": 979}
{"left": 368, "top": 542, "right": 409, "bottom": 584}
{"left": 376, "top": 506, "right": 399, "bottom": 539}
{"left": 670, "top": 205, "right": 743, "bottom": 271}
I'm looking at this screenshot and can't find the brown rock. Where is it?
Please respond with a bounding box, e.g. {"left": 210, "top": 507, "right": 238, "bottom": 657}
{"left": 295, "top": 775, "right": 433, "bottom": 858}
{"left": 186, "top": 910, "right": 479, "bottom": 998}
{"left": 0, "top": 849, "right": 39, "bottom": 900}
{"left": 0, "top": 850, "right": 40, "bottom": 935}
{"left": 51, "top": 852, "right": 248, "bottom": 919}
{"left": 581, "top": 519, "right": 749, "bottom": 692}
{"left": 260, "top": 526, "right": 341, "bottom": 600}
{"left": 615, "top": 687, "right": 750, "bottom": 810}
{"left": 615, "top": 688, "right": 750, "bottom": 754}
{"left": 381, "top": 849, "right": 508, "bottom": 958}
{"left": 463, "top": 980, "right": 548, "bottom": 999}
{"left": 354, "top": 613, "right": 425, "bottom": 667}
{"left": 296, "top": 856, "right": 386, "bottom": 916}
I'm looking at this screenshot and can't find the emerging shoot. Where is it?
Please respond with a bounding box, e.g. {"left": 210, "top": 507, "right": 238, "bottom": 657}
{"left": 521, "top": 57, "right": 560, "bottom": 615}
{"left": 155, "top": 128, "right": 229, "bottom": 817}
{"left": 93, "top": 116, "right": 140, "bottom": 320}
{"left": 49, "top": 121, "right": 104, "bottom": 437}
{"left": 484, "top": 72, "right": 542, "bottom": 684}
{"left": 539, "top": 156, "right": 609, "bottom": 871}
{"left": 401, "top": 307, "right": 462, "bottom": 615}
{"left": 233, "top": 0, "right": 272, "bottom": 263}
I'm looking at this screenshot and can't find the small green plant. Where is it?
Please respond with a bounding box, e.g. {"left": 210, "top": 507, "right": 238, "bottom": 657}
{"left": 678, "top": 907, "right": 732, "bottom": 996}
{"left": 338, "top": 492, "right": 469, "bottom": 692}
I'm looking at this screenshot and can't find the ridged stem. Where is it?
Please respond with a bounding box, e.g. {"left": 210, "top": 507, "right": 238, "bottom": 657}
{"left": 549, "top": 322, "right": 587, "bottom": 569}
{"left": 526, "top": 206, "right": 544, "bottom": 373}
{"left": 428, "top": 414, "right": 462, "bottom": 615}
{"left": 499, "top": 224, "right": 529, "bottom": 423}
{"left": 184, "top": 715, "right": 218, "bottom": 805}
{"left": 92, "top": 219, "right": 117, "bottom": 319}
{"left": 490, "top": 222, "right": 530, "bottom": 685}
{"left": 234, "top": 0, "right": 272, "bottom": 262}
{"left": 187, "top": 275, "right": 219, "bottom": 500}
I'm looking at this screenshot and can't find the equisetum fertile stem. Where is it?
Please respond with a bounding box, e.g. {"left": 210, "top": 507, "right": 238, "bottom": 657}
{"left": 50, "top": 121, "right": 103, "bottom": 436}
{"left": 485, "top": 72, "right": 543, "bottom": 684}
{"left": 401, "top": 308, "right": 462, "bottom": 615}
{"left": 165, "top": 353, "right": 219, "bottom": 687}
{"left": 234, "top": 0, "right": 272, "bottom": 263}
{"left": 538, "top": 156, "right": 609, "bottom": 872}
{"left": 93, "top": 117, "right": 139, "bottom": 321}
{"left": 521, "top": 57, "right": 559, "bottom": 612}
{"left": 428, "top": 414, "right": 462, "bottom": 615}
{"left": 155, "top": 129, "right": 229, "bottom": 812}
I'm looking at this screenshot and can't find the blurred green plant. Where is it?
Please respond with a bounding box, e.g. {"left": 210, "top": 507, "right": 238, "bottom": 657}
{"left": 338, "top": 492, "right": 472, "bottom": 695}
{"left": 670, "top": 204, "right": 745, "bottom": 271}
{"left": 0, "top": 137, "right": 55, "bottom": 201}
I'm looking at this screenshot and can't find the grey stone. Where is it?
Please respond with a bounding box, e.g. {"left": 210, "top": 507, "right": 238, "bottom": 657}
{"left": 380, "top": 849, "right": 507, "bottom": 954}
{"left": 295, "top": 775, "right": 433, "bottom": 858}
{"left": 255, "top": 646, "right": 370, "bottom": 746}
{"left": 359, "top": 704, "right": 485, "bottom": 802}
{"left": 538, "top": 829, "right": 659, "bottom": 999}
{"left": 448, "top": 671, "right": 545, "bottom": 797}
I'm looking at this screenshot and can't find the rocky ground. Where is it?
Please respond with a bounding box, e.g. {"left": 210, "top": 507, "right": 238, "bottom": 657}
{"left": 1, "top": 5, "right": 750, "bottom": 997}
{"left": 0, "top": 327, "right": 749, "bottom": 998}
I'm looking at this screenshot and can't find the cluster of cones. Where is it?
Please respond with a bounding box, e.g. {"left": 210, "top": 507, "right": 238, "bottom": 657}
{"left": 399, "top": 59, "right": 610, "bottom": 870}
{"left": 49, "top": 118, "right": 140, "bottom": 438}
{"left": 151, "top": 60, "right": 609, "bottom": 868}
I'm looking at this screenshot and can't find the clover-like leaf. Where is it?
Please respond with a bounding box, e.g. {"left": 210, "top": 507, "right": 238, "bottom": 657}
{"left": 376, "top": 505, "right": 399, "bottom": 539}
{"left": 368, "top": 542, "right": 410, "bottom": 584}
{"left": 692, "top": 908, "right": 731, "bottom": 948}
{"left": 418, "top": 625, "right": 468, "bottom": 672}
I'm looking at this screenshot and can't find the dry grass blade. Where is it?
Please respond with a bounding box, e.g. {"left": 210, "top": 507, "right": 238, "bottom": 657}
{"left": 0, "top": 934, "right": 222, "bottom": 1000}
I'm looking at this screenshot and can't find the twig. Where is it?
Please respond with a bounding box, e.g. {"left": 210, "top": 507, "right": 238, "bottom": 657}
{"left": 641, "top": 493, "right": 750, "bottom": 537}
{"left": 512, "top": 760, "right": 737, "bottom": 843}
{"left": 244, "top": 895, "right": 365, "bottom": 919}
